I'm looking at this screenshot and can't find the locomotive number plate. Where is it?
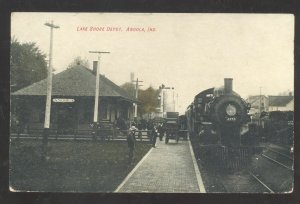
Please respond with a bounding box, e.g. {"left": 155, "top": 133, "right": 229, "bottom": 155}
{"left": 226, "top": 117, "right": 236, "bottom": 121}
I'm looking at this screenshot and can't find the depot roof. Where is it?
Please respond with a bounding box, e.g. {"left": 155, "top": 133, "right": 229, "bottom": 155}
{"left": 12, "top": 65, "right": 137, "bottom": 103}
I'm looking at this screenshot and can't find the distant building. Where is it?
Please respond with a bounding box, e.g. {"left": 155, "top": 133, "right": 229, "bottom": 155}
{"left": 163, "top": 90, "right": 176, "bottom": 112}
{"left": 246, "top": 94, "right": 294, "bottom": 113}
{"left": 11, "top": 65, "right": 137, "bottom": 132}
{"left": 268, "top": 95, "right": 294, "bottom": 111}
{"left": 246, "top": 95, "right": 269, "bottom": 115}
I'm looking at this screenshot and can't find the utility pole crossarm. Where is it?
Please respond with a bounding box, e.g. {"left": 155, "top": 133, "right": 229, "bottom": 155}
{"left": 132, "top": 81, "right": 143, "bottom": 83}
{"left": 44, "top": 22, "right": 60, "bottom": 28}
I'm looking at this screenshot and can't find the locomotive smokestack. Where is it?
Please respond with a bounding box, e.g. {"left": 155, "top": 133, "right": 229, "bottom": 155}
{"left": 224, "top": 78, "right": 233, "bottom": 94}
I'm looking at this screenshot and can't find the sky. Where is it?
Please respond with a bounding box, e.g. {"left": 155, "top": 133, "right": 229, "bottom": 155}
{"left": 11, "top": 13, "right": 294, "bottom": 114}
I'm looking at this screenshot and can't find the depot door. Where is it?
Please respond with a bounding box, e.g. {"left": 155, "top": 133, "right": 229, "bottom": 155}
{"left": 56, "top": 103, "right": 77, "bottom": 133}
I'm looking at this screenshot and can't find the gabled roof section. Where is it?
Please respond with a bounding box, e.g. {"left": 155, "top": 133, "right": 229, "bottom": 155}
{"left": 246, "top": 95, "right": 268, "bottom": 104}
{"left": 268, "top": 95, "right": 293, "bottom": 107}
{"left": 12, "top": 65, "right": 137, "bottom": 102}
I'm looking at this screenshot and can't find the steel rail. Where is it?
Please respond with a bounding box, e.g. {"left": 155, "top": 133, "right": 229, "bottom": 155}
{"left": 249, "top": 171, "right": 274, "bottom": 193}
{"left": 262, "top": 154, "right": 294, "bottom": 171}
{"left": 266, "top": 147, "right": 293, "bottom": 160}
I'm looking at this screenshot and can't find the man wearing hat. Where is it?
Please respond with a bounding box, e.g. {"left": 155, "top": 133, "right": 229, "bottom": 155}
{"left": 127, "top": 123, "right": 137, "bottom": 164}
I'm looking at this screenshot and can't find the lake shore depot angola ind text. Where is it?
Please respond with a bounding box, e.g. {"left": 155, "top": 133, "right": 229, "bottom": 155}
{"left": 77, "top": 26, "right": 157, "bottom": 32}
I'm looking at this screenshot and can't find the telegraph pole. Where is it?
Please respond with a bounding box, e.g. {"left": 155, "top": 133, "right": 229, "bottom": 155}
{"left": 89, "top": 51, "right": 110, "bottom": 123}
{"left": 176, "top": 93, "right": 179, "bottom": 112}
{"left": 132, "top": 78, "right": 143, "bottom": 119}
{"left": 259, "top": 87, "right": 262, "bottom": 126}
{"left": 42, "top": 21, "right": 59, "bottom": 160}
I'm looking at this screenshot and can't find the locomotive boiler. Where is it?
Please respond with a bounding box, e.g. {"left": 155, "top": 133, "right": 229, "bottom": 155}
{"left": 186, "top": 78, "right": 258, "bottom": 169}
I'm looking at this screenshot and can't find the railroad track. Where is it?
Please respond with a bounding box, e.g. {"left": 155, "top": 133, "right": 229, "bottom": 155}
{"left": 266, "top": 147, "right": 293, "bottom": 160}
{"left": 209, "top": 170, "right": 272, "bottom": 193}
{"left": 191, "top": 137, "right": 294, "bottom": 193}
{"left": 247, "top": 143, "right": 294, "bottom": 193}
{"left": 262, "top": 146, "right": 294, "bottom": 171}
{"left": 197, "top": 147, "right": 293, "bottom": 193}
{"left": 248, "top": 171, "right": 274, "bottom": 193}
{"left": 261, "top": 154, "right": 293, "bottom": 171}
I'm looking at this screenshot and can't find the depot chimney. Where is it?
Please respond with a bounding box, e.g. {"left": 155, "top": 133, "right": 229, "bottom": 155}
{"left": 92, "top": 61, "right": 98, "bottom": 74}
{"left": 224, "top": 78, "right": 233, "bottom": 94}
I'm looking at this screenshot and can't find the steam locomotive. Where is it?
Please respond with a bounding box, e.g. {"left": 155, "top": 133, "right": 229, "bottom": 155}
{"left": 186, "top": 78, "right": 258, "bottom": 169}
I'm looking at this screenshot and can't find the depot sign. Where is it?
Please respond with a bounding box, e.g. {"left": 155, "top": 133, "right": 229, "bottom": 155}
{"left": 53, "top": 98, "right": 75, "bottom": 103}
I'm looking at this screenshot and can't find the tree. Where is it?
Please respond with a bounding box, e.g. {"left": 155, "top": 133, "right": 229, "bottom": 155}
{"left": 121, "top": 82, "right": 135, "bottom": 98}
{"left": 138, "top": 86, "right": 160, "bottom": 116}
{"left": 10, "top": 38, "right": 48, "bottom": 92}
{"left": 121, "top": 83, "right": 160, "bottom": 116}
{"left": 67, "top": 56, "right": 90, "bottom": 69}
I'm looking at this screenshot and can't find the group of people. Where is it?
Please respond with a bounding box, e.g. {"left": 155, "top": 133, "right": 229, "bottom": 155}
{"left": 126, "top": 122, "right": 165, "bottom": 164}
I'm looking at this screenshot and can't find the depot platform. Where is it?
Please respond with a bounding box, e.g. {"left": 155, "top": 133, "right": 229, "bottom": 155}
{"left": 115, "top": 138, "right": 206, "bottom": 193}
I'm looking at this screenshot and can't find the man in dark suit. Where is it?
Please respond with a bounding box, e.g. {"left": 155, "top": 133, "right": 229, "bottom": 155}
{"left": 127, "top": 123, "right": 137, "bottom": 164}
{"left": 151, "top": 125, "right": 158, "bottom": 148}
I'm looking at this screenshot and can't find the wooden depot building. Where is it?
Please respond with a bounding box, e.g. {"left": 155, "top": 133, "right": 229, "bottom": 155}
{"left": 11, "top": 64, "right": 137, "bottom": 133}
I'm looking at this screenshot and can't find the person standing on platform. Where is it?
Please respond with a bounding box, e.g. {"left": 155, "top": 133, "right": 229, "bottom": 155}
{"left": 127, "top": 123, "right": 137, "bottom": 164}
{"left": 157, "top": 123, "right": 164, "bottom": 141}
{"left": 151, "top": 125, "right": 158, "bottom": 148}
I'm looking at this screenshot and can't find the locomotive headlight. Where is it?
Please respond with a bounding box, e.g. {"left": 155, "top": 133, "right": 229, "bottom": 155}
{"left": 226, "top": 104, "right": 236, "bottom": 116}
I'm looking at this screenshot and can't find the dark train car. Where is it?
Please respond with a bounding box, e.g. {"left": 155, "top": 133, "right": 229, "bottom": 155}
{"left": 186, "top": 78, "right": 258, "bottom": 169}
{"left": 261, "top": 111, "right": 294, "bottom": 147}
